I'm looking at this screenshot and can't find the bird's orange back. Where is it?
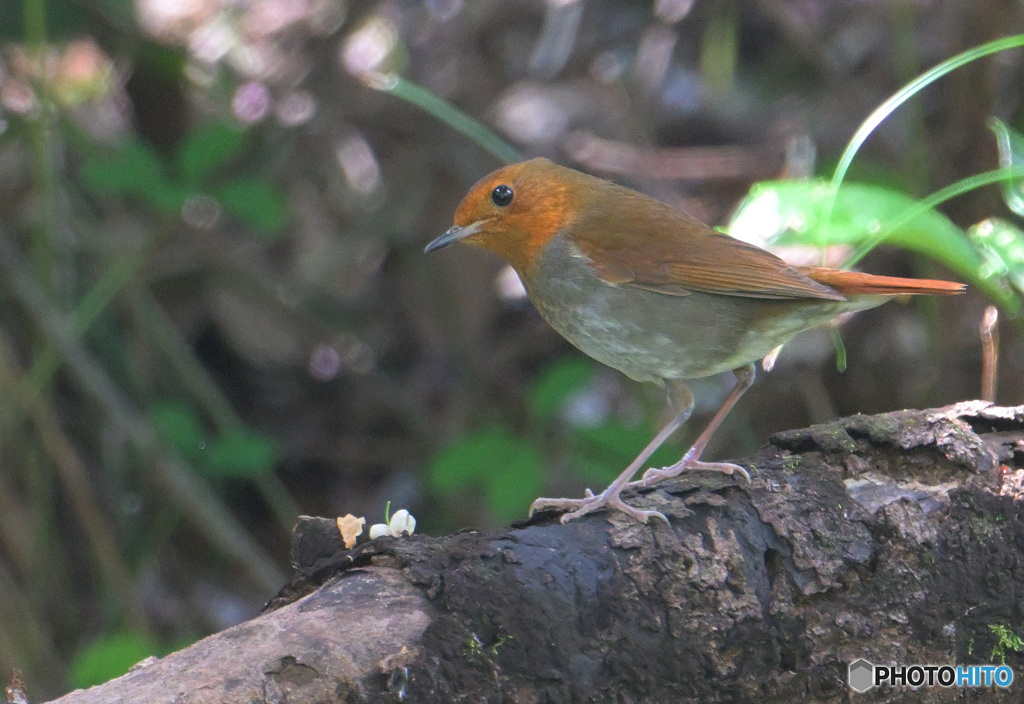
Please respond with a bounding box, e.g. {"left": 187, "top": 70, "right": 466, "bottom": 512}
{"left": 449, "top": 158, "right": 965, "bottom": 301}
{"left": 451, "top": 159, "right": 842, "bottom": 300}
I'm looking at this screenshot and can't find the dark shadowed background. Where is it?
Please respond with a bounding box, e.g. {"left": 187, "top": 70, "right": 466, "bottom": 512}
{"left": 0, "top": 0, "right": 1021, "bottom": 698}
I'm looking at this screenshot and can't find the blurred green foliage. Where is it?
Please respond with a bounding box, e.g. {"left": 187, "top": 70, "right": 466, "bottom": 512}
{"left": 81, "top": 122, "right": 289, "bottom": 235}
{"left": 428, "top": 357, "right": 681, "bottom": 523}
{"left": 428, "top": 424, "right": 544, "bottom": 523}
{"left": 68, "top": 631, "right": 158, "bottom": 690}
{"left": 526, "top": 357, "right": 594, "bottom": 421}
{"left": 571, "top": 420, "right": 679, "bottom": 485}
{"left": 969, "top": 219, "right": 1024, "bottom": 298}
{"left": 151, "top": 400, "right": 279, "bottom": 480}
{"left": 0, "top": 6, "right": 298, "bottom": 696}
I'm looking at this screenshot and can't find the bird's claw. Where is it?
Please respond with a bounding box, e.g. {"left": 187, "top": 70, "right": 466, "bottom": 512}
{"left": 529, "top": 492, "right": 669, "bottom": 526}
{"left": 638, "top": 459, "right": 751, "bottom": 487}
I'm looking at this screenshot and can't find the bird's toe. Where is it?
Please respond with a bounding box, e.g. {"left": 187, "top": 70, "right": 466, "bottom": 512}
{"left": 528, "top": 496, "right": 585, "bottom": 518}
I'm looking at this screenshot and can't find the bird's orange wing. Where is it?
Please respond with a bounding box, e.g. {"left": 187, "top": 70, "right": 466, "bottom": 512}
{"left": 569, "top": 184, "right": 845, "bottom": 301}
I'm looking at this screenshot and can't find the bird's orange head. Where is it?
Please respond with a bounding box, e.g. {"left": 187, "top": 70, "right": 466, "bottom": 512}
{"left": 425, "top": 157, "right": 581, "bottom": 273}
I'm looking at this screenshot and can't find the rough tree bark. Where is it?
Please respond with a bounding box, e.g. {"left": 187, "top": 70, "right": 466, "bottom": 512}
{"left": 45, "top": 402, "right": 1024, "bottom": 704}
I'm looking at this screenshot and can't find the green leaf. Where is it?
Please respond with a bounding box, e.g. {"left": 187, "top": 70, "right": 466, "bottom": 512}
{"left": 175, "top": 122, "right": 246, "bottom": 186}
{"left": 526, "top": 357, "right": 595, "bottom": 421}
{"left": 428, "top": 425, "right": 522, "bottom": 490}
{"left": 80, "top": 139, "right": 184, "bottom": 213}
{"left": 482, "top": 443, "right": 544, "bottom": 522}
{"left": 728, "top": 179, "right": 1020, "bottom": 312}
{"left": 150, "top": 401, "right": 206, "bottom": 461}
{"left": 215, "top": 178, "right": 290, "bottom": 235}
{"left": 829, "top": 326, "right": 848, "bottom": 373}
{"left": 202, "top": 429, "right": 279, "bottom": 479}
{"left": 990, "top": 118, "right": 1024, "bottom": 218}
{"left": 968, "top": 218, "right": 1024, "bottom": 296}
{"left": 145, "top": 182, "right": 191, "bottom": 215}
{"left": 428, "top": 425, "right": 544, "bottom": 521}
{"left": 69, "top": 632, "right": 157, "bottom": 690}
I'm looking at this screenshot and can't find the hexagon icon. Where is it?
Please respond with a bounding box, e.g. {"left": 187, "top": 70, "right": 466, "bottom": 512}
{"left": 848, "top": 659, "right": 874, "bottom": 693}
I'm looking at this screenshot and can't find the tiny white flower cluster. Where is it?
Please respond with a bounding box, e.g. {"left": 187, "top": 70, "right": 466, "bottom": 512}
{"left": 336, "top": 504, "right": 416, "bottom": 548}
{"left": 369, "top": 509, "right": 416, "bottom": 539}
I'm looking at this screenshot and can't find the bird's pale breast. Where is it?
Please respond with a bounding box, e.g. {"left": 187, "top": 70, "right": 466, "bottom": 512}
{"left": 521, "top": 234, "right": 884, "bottom": 383}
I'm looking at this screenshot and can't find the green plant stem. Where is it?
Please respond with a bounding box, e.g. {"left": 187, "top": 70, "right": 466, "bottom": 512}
{"left": 700, "top": 2, "right": 739, "bottom": 92}
{"left": 828, "top": 326, "right": 847, "bottom": 373}
{"left": 25, "top": 0, "right": 57, "bottom": 294}
{"left": 0, "top": 216, "right": 298, "bottom": 536}
{"left": 383, "top": 75, "right": 523, "bottom": 165}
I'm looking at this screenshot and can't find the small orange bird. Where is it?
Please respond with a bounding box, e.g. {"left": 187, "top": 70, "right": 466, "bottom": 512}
{"left": 426, "top": 158, "right": 965, "bottom": 524}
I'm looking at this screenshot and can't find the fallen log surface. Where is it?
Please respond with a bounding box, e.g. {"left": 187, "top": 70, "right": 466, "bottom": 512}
{"left": 47, "top": 401, "right": 1024, "bottom": 703}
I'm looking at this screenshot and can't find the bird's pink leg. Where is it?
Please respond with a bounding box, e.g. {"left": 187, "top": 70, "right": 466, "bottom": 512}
{"left": 528, "top": 384, "right": 695, "bottom": 525}
{"left": 638, "top": 363, "right": 755, "bottom": 486}
{"left": 529, "top": 364, "right": 755, "bottom": 524}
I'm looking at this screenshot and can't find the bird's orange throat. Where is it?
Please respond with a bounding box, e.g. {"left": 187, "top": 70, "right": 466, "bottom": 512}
{"left": 475, "top": 217, "right": 564, "bottom": 276}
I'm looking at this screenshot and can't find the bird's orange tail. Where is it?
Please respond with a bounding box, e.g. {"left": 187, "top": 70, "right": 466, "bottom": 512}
{"left": 799, "top": 267, "right": 966, "bottom": 297}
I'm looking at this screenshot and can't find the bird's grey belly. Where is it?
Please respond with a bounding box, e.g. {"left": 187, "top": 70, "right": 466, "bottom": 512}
{"left": 524, "top": 238, "right": 876, "bottom": 383}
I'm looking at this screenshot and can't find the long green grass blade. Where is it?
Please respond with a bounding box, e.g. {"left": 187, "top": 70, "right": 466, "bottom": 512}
{"left": 830, "top": 34, "right": 1024, "bottom": 194}
{"left": 384, "top": 76, "right": 523, "bottom": 165}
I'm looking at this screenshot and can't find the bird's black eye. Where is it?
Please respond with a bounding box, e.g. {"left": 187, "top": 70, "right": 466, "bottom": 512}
{"left": 491, "top": 184, "right": 514, "bottom": 207}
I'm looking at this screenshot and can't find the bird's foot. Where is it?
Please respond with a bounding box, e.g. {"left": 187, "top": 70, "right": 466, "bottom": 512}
{"left": 529, "top": 487, "right": 670, "bottom": 525}
{"left": 638, "top": 459, "right": 751, "bottom": 487}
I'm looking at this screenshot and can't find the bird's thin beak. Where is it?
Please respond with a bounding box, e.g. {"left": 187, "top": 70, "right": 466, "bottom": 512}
{"left": 424, "top": 220, "right": 486, "bottom": 253}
